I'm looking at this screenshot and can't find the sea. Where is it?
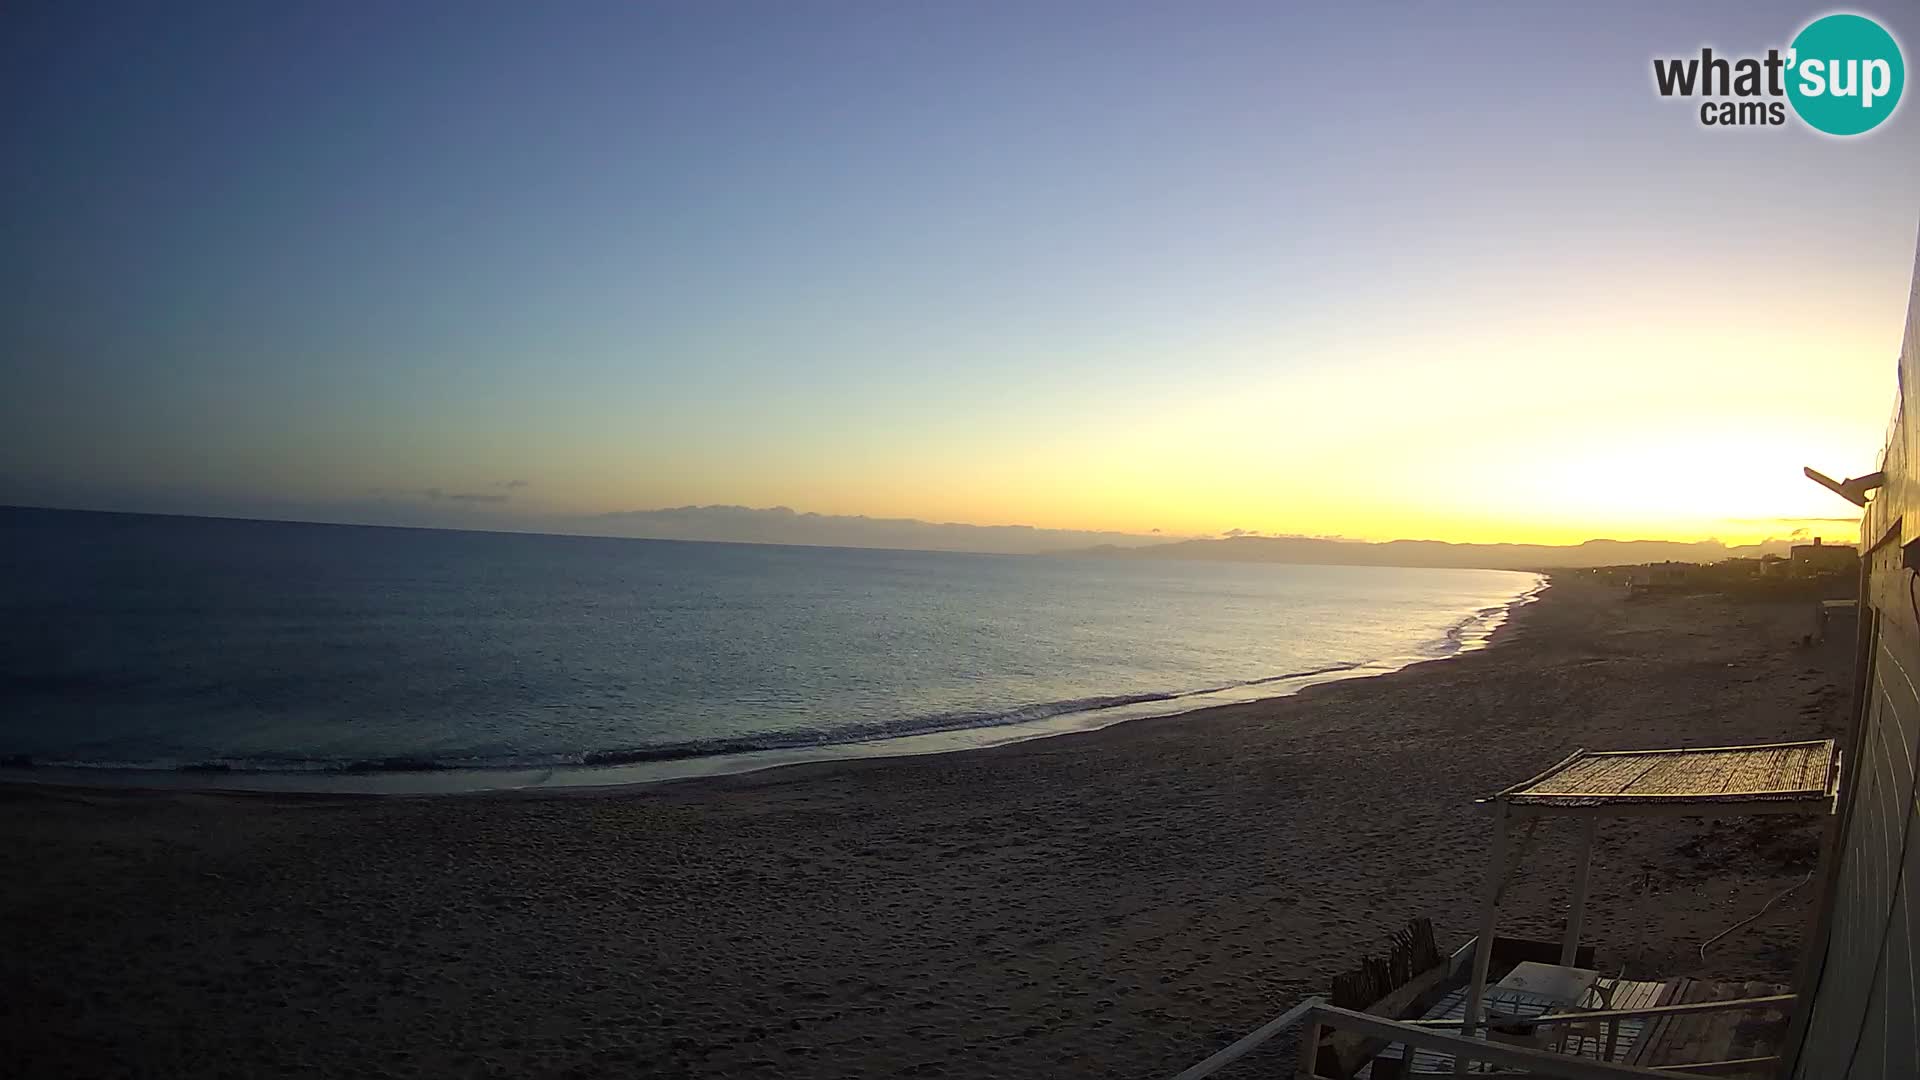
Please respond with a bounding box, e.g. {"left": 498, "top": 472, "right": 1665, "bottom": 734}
{"left": 0, "top": 507, "right": 1543, "bottom": 791}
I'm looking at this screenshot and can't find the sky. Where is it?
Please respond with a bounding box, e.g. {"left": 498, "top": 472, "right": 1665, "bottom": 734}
{"left": 4, "top": 1, "right": 1918, "bottom": 548}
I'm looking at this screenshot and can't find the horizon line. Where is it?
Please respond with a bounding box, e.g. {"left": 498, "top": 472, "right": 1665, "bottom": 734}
{"left": 0, "top": 501, "right": 1843, "bottom": 559}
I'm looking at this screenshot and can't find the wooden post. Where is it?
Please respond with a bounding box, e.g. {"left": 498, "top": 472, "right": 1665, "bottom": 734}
{"left": 1561, "top": 816, "right": 1597, "bottom": 967}
{"left": 1295, "top": 1012, "right": 1324, "bottom": 1080}
{"left": 1459, "top": 803, "right": 1511, "bottom": 1074}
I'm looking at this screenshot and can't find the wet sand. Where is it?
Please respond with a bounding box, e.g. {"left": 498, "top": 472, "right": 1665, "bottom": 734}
{"left": 0, "top": 578, "right": 1851, "bottom": 1078}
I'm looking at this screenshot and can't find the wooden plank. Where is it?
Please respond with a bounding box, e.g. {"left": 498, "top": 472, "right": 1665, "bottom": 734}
{"left": 1610, "top": 980, "right": 1665, "bottom": 1012}
{"left": 1657, "top": 981, "right": 1727, "bottom": 1072}
{"left": 1625, "top": 979, "right": 1686, "bottom": 1067}
{"left": 1554, "top": 977, "right": 1664, "bottom": 1063}
{"left": 1634, "top": 980, "right": 1792, "bottom": 1074}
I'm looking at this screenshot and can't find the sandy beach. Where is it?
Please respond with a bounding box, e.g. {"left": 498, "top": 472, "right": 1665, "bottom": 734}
{"left": 1, "top": 577, "right": 1852, "bottom": 1079}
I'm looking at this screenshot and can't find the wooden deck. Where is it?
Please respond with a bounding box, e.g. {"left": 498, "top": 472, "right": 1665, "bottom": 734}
{"left": 1626, "top": 978, "right": 1791, "bottom": 1078}
{"left": 1552, "top": 978, "right": 1665, "bottom": 1063}
{"left": 1360, "top": 976, "right": 1786, "bottom": 1076}
{"left": 1363, "top": 977, "right": 1663, "bottom": 1075}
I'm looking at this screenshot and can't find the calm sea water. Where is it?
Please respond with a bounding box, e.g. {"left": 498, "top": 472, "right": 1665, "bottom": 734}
{"left": 0, "top": 508, "right": 1541, "bottom": 782}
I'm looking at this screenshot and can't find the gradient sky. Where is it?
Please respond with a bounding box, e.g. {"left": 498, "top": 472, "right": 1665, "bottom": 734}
{"left": 4, "top": 1, "right": 1918, "bottom": 546}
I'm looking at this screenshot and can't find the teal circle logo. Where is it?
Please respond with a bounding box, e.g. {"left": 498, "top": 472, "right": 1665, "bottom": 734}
{"left": 1787, "top": 13, "right": 1904, "bottom": 135}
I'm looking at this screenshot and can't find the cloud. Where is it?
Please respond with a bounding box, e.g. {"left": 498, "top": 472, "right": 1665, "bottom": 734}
{"left": 422, "top": 487, "right": 510, "bottom": 504}
{"left": 362, "top": 481, "right": 525, "bottom": 505}
{"left": 1725, "top": 516, "right": 1860, "bottom": 526}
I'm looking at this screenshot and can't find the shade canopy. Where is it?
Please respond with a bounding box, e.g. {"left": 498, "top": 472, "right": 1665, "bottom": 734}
{"left": 1491, "top": 739, "right": 1840, "bottom": 813}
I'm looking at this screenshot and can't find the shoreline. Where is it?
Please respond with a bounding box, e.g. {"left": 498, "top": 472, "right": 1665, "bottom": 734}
{"left": 0, "top": 575, "right": 1547, "bottom": 797}
{"left": 0, "top": 577, "right": 1853, "bottom": 1078}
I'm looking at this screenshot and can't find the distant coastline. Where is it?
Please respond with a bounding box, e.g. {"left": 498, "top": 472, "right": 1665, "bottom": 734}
{"left": 1059, "top": 533, "right": 1799, "bottom": 572}
{"left": 2, "top": 502, "right": 1808, "bottom": 569}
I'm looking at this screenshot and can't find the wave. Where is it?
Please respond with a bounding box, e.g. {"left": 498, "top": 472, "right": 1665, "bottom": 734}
{"left": 1428, "top": 575, "right": 1547, "bottom": 656}
{"left": 3, "top": 661, "right": 1376, "bottom": 775}
{"left": 578, "top": 662, "right": 1374, "bottom": 766}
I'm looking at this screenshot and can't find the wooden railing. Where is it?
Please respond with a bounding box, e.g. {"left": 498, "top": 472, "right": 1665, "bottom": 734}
{"left": 1402, "top": 993, "right": 1797, "bottom": 1028}
{"left": 1168, "top": 996, "right": 1326, "bottom": 1080}
{"left": 1298, "top": 1004, "right": 1670, "bottom": 1078}
{"left": 1166, "top": 975, "right": 1791, "bottom": 1078}
{"left": 1292, "top": 997, "right": 1792, "bottom": 1079}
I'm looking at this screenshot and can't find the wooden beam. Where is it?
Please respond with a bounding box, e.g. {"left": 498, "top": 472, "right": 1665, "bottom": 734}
{"left": 1533, "top": 993, "right": 1794, "bottom": 1025}
{"left": 1489, "top": 747, "right": 1588, "bottom": 799}
{"left": 1550, "top": 740, "right": 1834, "bottom": 757}
{"left": 1511, "top": 790, "right": 1830, "bottom": 802}
{"left": 1651, "top": 1055, "right": 1781, "bottom": 1074}
{"left": 1504, "top": 798, "right": 1834, "bottom": 820}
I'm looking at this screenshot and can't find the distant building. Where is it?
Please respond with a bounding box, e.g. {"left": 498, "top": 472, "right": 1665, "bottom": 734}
{"left": 1647, "top": 562, "right": 1694, "bottom": 586}
{"left": 1788, "top": 536, "right": 1857, "bottom": 577}
{"left": 1627, "top": 561, "right": 1697, "bottom": 596}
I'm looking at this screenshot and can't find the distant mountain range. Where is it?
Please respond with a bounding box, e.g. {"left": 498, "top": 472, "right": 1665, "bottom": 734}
{"left": 3, "top": 498, "right": 1845, "bottom": 567}
{"left": 590, "top": 504, "right": 1174, "bottom": 554}
{"left": 1064, "top": 534, "right": 1810, "bottom": 571}
{"left": 589, "top": 507, "right": 1839, "bottom": 567}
